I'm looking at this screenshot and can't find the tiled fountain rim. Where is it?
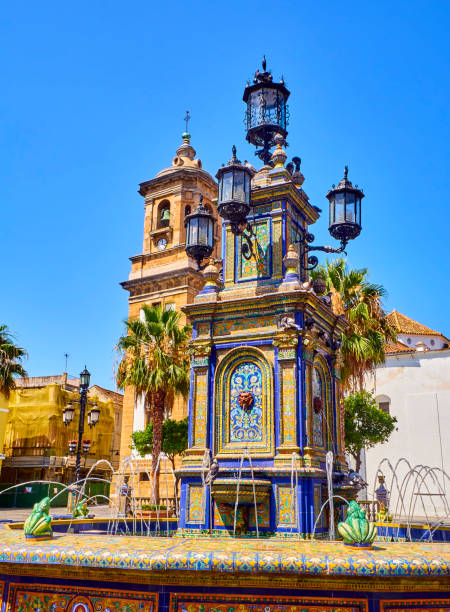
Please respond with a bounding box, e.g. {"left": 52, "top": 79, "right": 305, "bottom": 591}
{"left": 0, "top": 525, "right": 448, "bottom": 577}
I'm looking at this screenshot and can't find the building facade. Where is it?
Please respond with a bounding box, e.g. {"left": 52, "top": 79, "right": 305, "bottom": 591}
{"left": 0, "top": 374, "right": 123, "bottom": 491}
{"left": 364, "top": 311, "right": 450, "bottom": 518}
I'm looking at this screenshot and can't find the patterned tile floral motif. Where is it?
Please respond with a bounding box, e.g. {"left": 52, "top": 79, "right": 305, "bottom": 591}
{"left": 277, "top": 486, "right": 297, "bottom": 527}
{"left": 239, "top": 219, "right": 270, "bottom": 279}
{"left": 249, "top": 499, "right": 270, "bottom": 528}
{"left": 214, "top": 503, "right": 244, "bottom": 527}
{"left": 312, "top": 366, "right": 324, "bottom": 447}
{"left": 229, "top": 362, "right": 263, "bottom": 443}
{"left": 193, "top": 371, "right": 208, "bottom": 446}
{"left": 281, "top": 364, "right": 296, "bottom": 445}
{"left": 8, "top": 583, "right": 157, "bottom": 612}
{"left": 169, "top": 593, "right": 368, "bottom": 612}
{"left": 187, "top": 485, "right": 205, "bottom": 524}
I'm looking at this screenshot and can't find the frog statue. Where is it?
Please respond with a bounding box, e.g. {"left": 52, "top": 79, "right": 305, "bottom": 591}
{"left": 24, "top": 496, "right": 53, "bottom": 540}
{"left": 72, "top": 498, "right": 89, "bottom": 519}
{"left": 337, "top": 500, "right": 377, "bottom": 547}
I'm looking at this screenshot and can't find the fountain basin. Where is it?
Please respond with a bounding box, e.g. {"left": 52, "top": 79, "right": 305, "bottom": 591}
{"left": 211, "top": 478, "right": 271, "bottom": 505}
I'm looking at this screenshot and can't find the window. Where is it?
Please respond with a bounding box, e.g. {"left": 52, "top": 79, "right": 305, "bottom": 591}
{"left": 152, "top": 302, "right": 161, "bottom": 309}
{"left": 407, "top": 337, "right": 411, "bottom": 344}
{"left": 376, "top": 395, "right": 391, "bottom": 414}
{"left": 165, "top": 302, "right": 176, "bottom": 311}
{"left": 139, "top": 472, "right": 150, "bottom": 482}
{"left": 158, "top": 200, "right": 170, "bottom": 228}
{"left": 430, "top": 339, "right": 435, "bottom": 346}
{"left": 184, "top": 205, "right": 191, "bottom": 216}
{"left": 378, "top": 402, "right": 390, "bottom": 414}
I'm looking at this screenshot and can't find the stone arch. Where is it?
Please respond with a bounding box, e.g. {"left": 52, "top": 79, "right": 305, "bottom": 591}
{"left": 157, "top": 199, "right": 170, "bottom": 228}
{"left": 214, "top": 346, "right": 274, "bottom": 457}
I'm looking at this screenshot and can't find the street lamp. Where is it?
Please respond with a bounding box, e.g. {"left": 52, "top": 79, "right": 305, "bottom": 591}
{"left": 63, "top": 366, "right": 100, "bottom": 485}
{"left": 243, "top": 56, "right": 290, "bottom": 165}
{"left": 293, "top": 166, "right": 364, "bottom": 274}
{"left": 184, "top": 195, "right": 216, "bottom": 270}
{"left": 327, "top": 166, "right": 364, "bottom": 243}
{"left": 216, "top": 146, "right": 257, "bottom": 259}
{"left": 88, "top": 405, "right": 100, "bottom": 428}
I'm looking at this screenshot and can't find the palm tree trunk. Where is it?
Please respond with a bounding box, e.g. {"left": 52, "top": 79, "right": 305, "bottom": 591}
{"left": 151, "top": 389, "right": 165, "bottom": 503}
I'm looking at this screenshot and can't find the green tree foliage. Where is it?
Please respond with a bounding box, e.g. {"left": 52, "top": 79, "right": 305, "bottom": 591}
{"left": 131, "top": 418, "right": 188, "bottom": 470}
{"left": 0, "top": 325, "right": 27, "bottom": 397}
{"left": 311, "top": 258, "right": 397, "bottom": 391}
{"left": 116, "top": 305, "right": 190, "bottom": 495}
{"left": 344, "top": 391, "right": 397, "bottom": 472}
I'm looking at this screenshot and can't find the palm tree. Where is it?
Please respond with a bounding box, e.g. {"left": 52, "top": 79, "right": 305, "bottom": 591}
{"left": 311, "top": 259, "right": 396, "bottom": 391}
{"left": 116, "top": 305, "right": 191, "bottom": 495}
{"left": 0, "top": 325, "right": 27, "bottom": 397}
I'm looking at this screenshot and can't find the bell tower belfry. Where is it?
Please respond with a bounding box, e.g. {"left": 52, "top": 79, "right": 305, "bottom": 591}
{"left": 119, "top": 131, "right": 220, "bottom": 462}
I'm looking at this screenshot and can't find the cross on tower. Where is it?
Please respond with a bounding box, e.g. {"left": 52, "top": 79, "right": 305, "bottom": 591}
{"left": 184, "top": 110, "right": 190, "bottom": 132}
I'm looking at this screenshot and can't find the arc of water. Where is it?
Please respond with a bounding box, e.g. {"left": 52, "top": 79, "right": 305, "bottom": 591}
{"left": 233, "top": 449, "right": 259, "bottom": 538}
{"left": 311, "top": 495, "right": 349, "bottom": 540}
{"left": 326, "top": 451, "right": 335, "bottom": 540}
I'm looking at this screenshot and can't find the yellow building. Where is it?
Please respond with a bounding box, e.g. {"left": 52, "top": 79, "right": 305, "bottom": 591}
{"left": 119, "top": 131, "right": 220, "bottom": 464}
{"left": 0, "top": 374, "right": 123, "bottom": 489}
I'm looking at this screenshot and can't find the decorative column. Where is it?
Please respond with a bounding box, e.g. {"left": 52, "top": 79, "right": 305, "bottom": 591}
{"left": 330, "top": 355, "right": 347, "bottom": 471}
{"left": 301, "top": 332, "right": 320, "bottom": 469}
{"left": 273, "top": 329, "right": 301, "bottom": 463}
{"left": 182, "top": 339, "right": 212, "bottom": 465}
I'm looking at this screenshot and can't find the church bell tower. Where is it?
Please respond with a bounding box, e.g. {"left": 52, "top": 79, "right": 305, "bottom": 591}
{"left": 119, "top": 129, "right": 220, "bottom": 462}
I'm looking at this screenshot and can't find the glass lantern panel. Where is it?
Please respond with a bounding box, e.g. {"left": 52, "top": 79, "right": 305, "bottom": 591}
{"left": 188, "top": 218, "right": 199, "bottom": 246}
{"left": 356, "top": 198, "right": 361, "bottom": 225}
{"left": 198, "top": 217, "right": 209, "bottom": 245}
{"left": 233, "top": 170, "right": 245, "bottom": 202}
{"left": 244, "top": 172, "right": 251, "bottom": 204}
{"left": 335, "top": 193, "right": 345, "bottom": 223}
{"left": 207, "top": 217, "right": 213, "bottom": 246}
{"left": 345, "top": 191, "right": 355, "bottom": 223}
{"left": 329, "top": 196, "right": 335, "bottom": 225}
{"left": 222, "top": 171, "right": 233, "bottom": 201}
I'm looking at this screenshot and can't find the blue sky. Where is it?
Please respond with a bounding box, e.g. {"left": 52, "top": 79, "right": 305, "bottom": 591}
{"left": 1, "top": 1, "right": 449, "bottom": 389}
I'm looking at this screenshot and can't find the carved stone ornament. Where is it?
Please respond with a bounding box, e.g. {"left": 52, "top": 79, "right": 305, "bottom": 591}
{"left": 238, "top": 391, "right": 254, "bottom": 411}
{"left": 300, "top": 330, "right": 318, "bottom": 351}
{"left": 313, "top": 396, "right": 323, "bottom": 414}
{"left": 188, "top": 340, "right": 212, "bottom": 357}
{"left": 273, "top": 329, "right": 299, "bottom": 349}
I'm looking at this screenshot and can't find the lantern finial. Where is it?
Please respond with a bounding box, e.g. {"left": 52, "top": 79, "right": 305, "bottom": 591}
{"left": 344, "top": 165, "right": 348, "bottom": 179}
{"left": 262, "top": 55, "right": 267, "bottom": 71}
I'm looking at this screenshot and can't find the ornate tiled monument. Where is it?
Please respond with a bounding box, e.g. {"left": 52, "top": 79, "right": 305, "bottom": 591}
{"left": 177, "top": 145, "right": 348, "bottom": 537}
{"left": 0, "top": 60, "right": 448, "bottom": 611}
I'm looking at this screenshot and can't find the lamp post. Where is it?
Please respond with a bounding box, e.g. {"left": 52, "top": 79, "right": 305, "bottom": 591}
{"left": 62, "top": 367, "right": 100, "bottom": 485}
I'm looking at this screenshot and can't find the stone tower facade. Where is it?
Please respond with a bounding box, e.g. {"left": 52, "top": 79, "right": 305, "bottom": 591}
{"left": 119, "top": 133, "right": 219, "bottom": 463}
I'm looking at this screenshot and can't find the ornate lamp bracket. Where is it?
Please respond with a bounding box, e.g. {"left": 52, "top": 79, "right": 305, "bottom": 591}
{"left": 294, "top": 231, "right": 348, "bottom": 272}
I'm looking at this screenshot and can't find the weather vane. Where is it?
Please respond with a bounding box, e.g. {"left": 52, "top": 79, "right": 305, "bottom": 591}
{"left": 184, "top": 110, "right": 190, "bottom": 132}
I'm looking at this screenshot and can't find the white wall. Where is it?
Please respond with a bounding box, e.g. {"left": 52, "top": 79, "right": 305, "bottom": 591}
{"left": 364, "top": 350, "right": 450, "bottom": 519}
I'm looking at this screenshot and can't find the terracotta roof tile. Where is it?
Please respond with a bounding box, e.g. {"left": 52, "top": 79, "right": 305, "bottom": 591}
{"left": 385, "top": 340, "right": 414, "bottom": 354}
{"left": 386, "top": 310, "right": 444, "bottom": 337}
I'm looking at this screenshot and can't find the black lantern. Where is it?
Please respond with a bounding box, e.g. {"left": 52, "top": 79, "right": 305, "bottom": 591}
{"left": 184, "top": 195, "right": 215, "bottom": 269}
{"left": 243, "top": 57, "right": 290, "bottom": 164}
{"left": 80, "top": 366, "right": 91, "bottom": 391}
{"left": 216, "top": 146, "right": 254, "bottom": 235}
{"left": 327, "top": 166, "right": 364, "bottom": 245}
